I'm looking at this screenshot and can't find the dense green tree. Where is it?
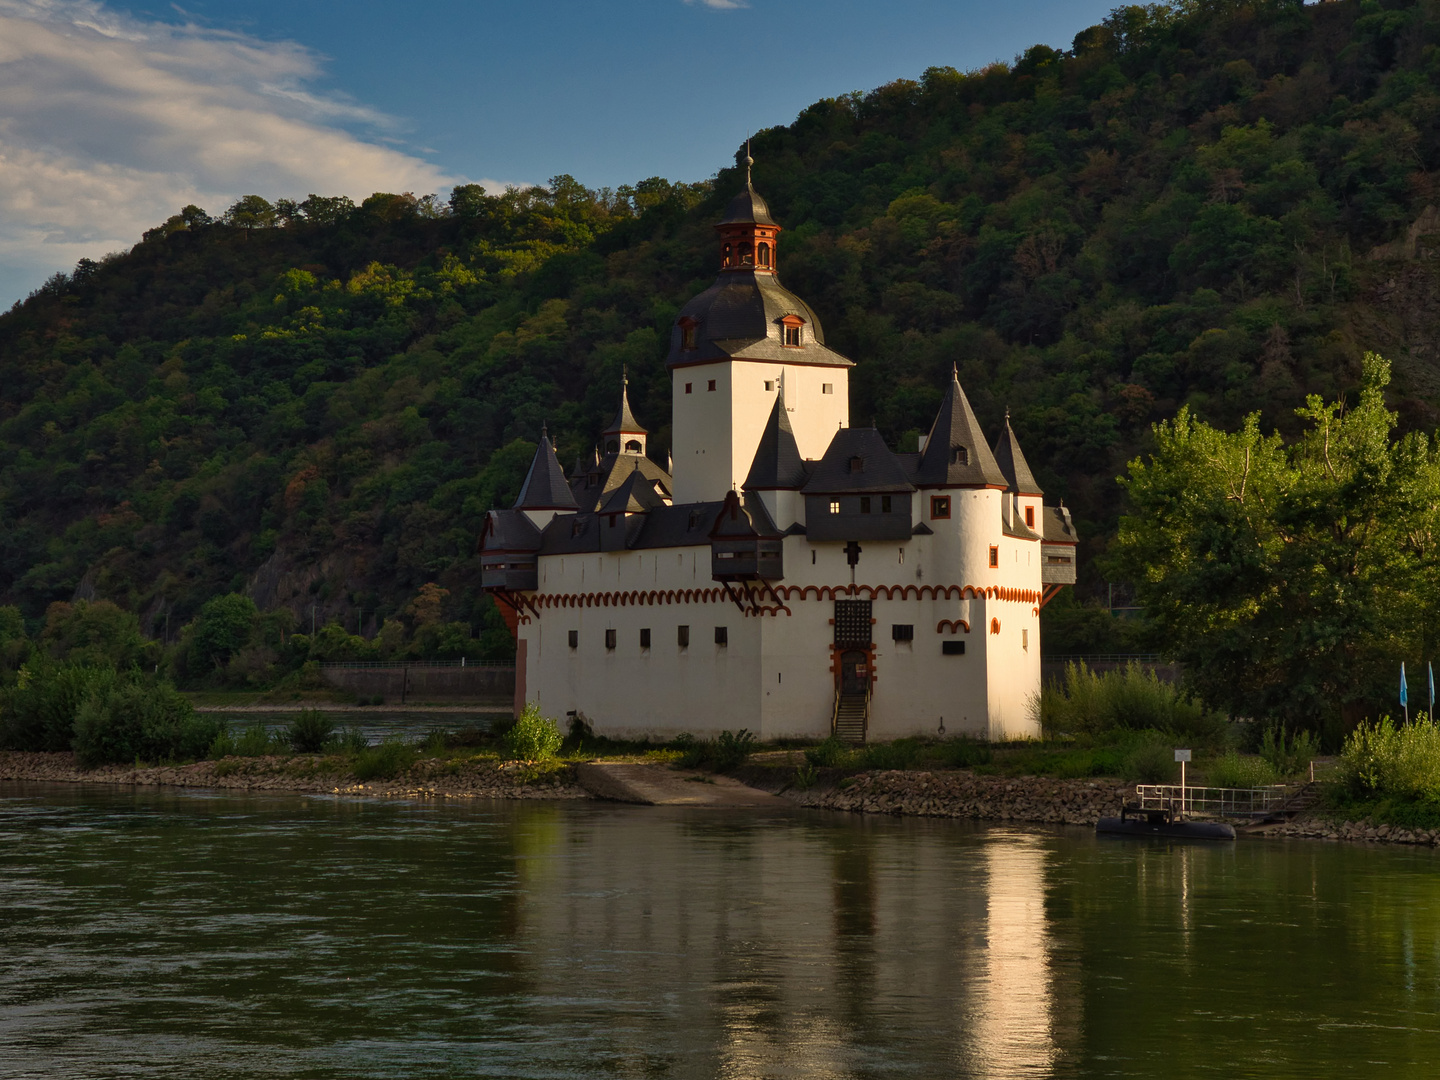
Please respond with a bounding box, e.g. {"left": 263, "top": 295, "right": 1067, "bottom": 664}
{"left": 1114, "top": 354, "right": 1440, "bottom": 729}
{"left": 187, "top": 593, "right": 259, "bottom": 674}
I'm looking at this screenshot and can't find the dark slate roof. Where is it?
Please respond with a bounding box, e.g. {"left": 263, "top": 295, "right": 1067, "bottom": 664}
{"left": 1003, "top": 517, "right": 1043, "bottom": 541}
{"left": 914, "top": 372, "right": 1009, "bottom": 488}
{"left": 514, "top": 431, "right": 579, "bottom": 511}
{"left": 709, "top": 491, "right": 784, "bottom": 540}
{"left": 602, "top": 377, "right": 646, "bottom": 436}
{"left": 1043, "top": 504, "right": 1079, "bottom": 544}
{"left": 630, "top": 502, "right": 726, "bottom": 550}
{"left": 719, "top": 183, "right": 777, "bottom": 226}
{"left": 598, "top": 469, "right": 669, "bottom": 515}
{"left": 570, "top": 452, "right": 673, "bottom": 513}
{"left": 801, "top": 427, "right": 917, "bottom": 494}
{"left": 538, "top": 512, "right": 600, "bottom": 555}
{"left": 480, "top": 509, "right": 542, "bottom": 552}
{"left": 743, "top": 389, "right": 808, "bottom": 490}
{"left": 666, "top": 271, "right": 852, "bottom": 369}
{"left": 992, "top": 414, "right": 1043, "bottom": 496}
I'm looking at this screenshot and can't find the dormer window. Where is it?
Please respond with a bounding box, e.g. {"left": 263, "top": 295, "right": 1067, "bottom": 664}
{"left": 757, "top": 242, "right": 771, "bottom": 268}
{"left": 679, "top": 317, "right": 698, "bottom": 351}
{"left": 953, "top": 446, "right": 968, "bottom": 465}
{"left": 781, "top": 314, "right": 804, "bottom": 347}
{"left": 849, "top": 456, "right": 864, "bottom": 474}
{"left": 688, "top": 510, "right": 702, "bottom": 529}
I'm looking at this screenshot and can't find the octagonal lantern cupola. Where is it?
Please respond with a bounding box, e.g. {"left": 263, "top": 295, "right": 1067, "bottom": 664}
{"left": 717, "top": 145, "right": 781, "bottom": 274}
{"left": 601, "top": 368, "right": 647, "bottom": 456}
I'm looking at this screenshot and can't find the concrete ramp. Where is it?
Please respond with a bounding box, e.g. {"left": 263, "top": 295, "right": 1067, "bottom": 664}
{"left": 575, "top": 763, "right": 785, "bottom": 808}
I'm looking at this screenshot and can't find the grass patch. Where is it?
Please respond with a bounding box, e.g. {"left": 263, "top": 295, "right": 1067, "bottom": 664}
{"left": 353, "top": 739, "right": 419, "bottom": 781}
{"left": 673, "top": 729, "right": 757, "bottom": 771}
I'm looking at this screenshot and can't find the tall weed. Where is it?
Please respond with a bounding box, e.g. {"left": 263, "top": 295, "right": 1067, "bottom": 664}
{"left": 285, "top": 710, "right": 335, "bottom": 753}
{"left": 353, "top": 738, "right": 419, "bottom": 781}
{"left": 1260, "top": 725, "right": 1320, "bottom": 778}
{"left": 1035, "top": 662, "right": 1224, "bottom": 744}
{"left": 1206, "top": 752, "right": 1279, "bottom": 789}
{"left": 1340, "top": 717, "right": 1440, "bottom": 802}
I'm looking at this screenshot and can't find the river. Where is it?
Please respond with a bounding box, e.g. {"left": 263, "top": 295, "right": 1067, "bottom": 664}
{"left": 0, "top": 782, "right": 1436, "bottom": 1078}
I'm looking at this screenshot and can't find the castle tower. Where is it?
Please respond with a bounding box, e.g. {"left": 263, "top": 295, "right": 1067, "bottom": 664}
{"left": 513, "top": 424, "right": 578, "bottom": 529}
{"left": 667, "top": 149, "right": 853, "bottom": 502}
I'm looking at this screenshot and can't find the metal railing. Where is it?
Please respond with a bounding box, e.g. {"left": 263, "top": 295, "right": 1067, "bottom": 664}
{"left": 317, "top": 661, "right": 514, "bottom": 670}
{"left": 1135, "top": 784, "right": 1294, "bottom": 819}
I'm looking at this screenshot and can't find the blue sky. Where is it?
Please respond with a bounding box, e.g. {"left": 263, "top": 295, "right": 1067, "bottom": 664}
{"left": 0, "top": 0, "right": 1120, "bottom": 306}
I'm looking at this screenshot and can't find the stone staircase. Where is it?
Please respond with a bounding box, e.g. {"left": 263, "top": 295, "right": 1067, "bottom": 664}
{"left": 833, "top": 692, "right": 869, "bottom": 745}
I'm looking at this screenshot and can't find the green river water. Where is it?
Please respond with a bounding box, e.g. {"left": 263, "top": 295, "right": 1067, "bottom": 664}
{"left": 0, "top": 782, "right": 1437, "bottom": 1079}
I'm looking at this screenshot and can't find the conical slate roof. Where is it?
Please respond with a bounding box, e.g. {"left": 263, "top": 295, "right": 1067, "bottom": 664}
{"left": 991, "top": 412, "right": 1042, "bottom": 496}
{"left": 602, "top": 373, "right": 646, "bottom": 436}
{"left": 914, "top": 369, "right": 1008, "bottom": 488}
{"left": 514, "top": 428, "right": 579, "bottom": 511}
{"left": 743, "top": 388, "right": 807, "bottom": 490}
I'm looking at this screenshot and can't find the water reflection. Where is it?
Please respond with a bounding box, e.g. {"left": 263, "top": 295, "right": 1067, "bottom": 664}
{"left": 2, "top": 784, "right": 1440, "bottom": 1078}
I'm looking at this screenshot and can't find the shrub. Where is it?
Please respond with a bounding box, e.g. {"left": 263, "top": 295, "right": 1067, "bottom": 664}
{"left": 1121, "top": 732, "right": 1176, "bottom": 783}
{"left": 805, "top": 736, "right": 853, "bottom": 768}
{"left": 793, "top": 762, "right": 819, "bottom": 790}
{"left": 1259, "top": 725, "right": 1320, "bottom": 778}
{"left": 72, "top": 679, "right": 219, "bottom": 767}
{"left": 857, "top": 738, "right": 923, "bottom": 771}
{"left": 1036, "top": 662, "right": 1225, "bottom": 744}
{"left": 504, "top": 703, "right": 564, "bottom": 761}
{"left": 1206, "top": 751, "right": 1279, "bottom": 789}
{"left": 353, "top": 738, "right": 419, "bottom": 781}
{"left": 1340, "top": 717, "right": 1440, "bottom": 802}
{"left": 673, "top": 728, "right": 757, "bottom": 771}
{"left": 0, "top": 663, "right": 120, "bottom": 752}
{"left": 930, "top": 736, "right": 993, "bottom": 769}
{"left": 285, "top": 709, "right": 335, "bottom": 753}
{"left": 335, "top": 724, "right": 369, "bottom": 753}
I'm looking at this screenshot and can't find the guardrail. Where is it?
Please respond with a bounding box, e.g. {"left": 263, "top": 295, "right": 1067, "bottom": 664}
{"left": 1135, "top": 783, "right": 1294, "bottom": 818}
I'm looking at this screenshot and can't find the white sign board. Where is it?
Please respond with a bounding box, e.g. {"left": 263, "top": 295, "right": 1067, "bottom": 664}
{"left": 1174, "top": 749, "right": 1192, "bottom": 763}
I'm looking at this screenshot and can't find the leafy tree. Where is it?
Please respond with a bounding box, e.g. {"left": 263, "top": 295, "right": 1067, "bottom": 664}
{"left": 224, "top": 195, "right": 277, "bottom": 231}
{"left": 188, "top": 593, "right": 258, "bottom": 673}
{"left": 1114, "top": 354, "right": 1440, "bottom": 730}
{"left": 40, "top": 600, "right": 152, "bottom": 669}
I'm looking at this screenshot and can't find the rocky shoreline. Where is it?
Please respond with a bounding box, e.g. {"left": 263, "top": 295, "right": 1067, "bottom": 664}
{"left": 2, "top": 752, "right": 1436, "bottom": 848}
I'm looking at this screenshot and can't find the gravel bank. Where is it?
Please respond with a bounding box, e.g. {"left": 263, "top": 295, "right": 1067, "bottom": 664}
{"left": 1260, "top": 818, "right": 1440, "bottom": 846}
{"left": 0, "top": 751, "right": 589, "bottom": 801}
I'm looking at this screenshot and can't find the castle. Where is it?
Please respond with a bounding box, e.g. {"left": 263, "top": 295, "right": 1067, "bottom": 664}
{"left": 481, "top": 160, "right": 1077, "bottom": 742}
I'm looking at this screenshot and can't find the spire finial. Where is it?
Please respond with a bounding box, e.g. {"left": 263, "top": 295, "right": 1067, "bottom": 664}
{"left": 745, "top": 138, "right": 753, "bottom": 186}
{"left": 622, "top": 364, "right": 628, "bottom": 390}
{"left": 541, "top": 421, "right": 548, "bottom": 440}
{"left": 1004, "top": 406, "right": 1011, "bottom": 424}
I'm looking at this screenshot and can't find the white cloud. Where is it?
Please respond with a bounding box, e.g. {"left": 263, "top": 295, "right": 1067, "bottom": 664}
{"left": 0, "top": 1, "right": 496, "bottom": 306}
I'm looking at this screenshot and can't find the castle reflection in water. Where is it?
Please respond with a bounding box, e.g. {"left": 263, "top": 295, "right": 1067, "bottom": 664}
{"left": 507, "top": 807, "right": 1074, "bottom": 1078}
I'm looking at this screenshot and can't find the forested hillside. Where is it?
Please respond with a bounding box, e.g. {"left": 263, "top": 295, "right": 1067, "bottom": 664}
{"left": 4, "top": 0, "right": 1440, "bottom": 678}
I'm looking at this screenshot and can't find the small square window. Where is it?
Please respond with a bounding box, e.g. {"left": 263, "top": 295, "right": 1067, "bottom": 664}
{"left": 989, "top": 546, "right": 999, "bottom": 568}
{"left": 714, "top": 626, "right": 728, "bottom": 646}
{"left": 821, "top": 383, "right": 833, "bottom": 395}
{"left": 640, "top": 628, "right": 651, "bottom": 649}
{"left": 1025, "top": 505, "right": 1035, "bottom": 528}
{"left": 931, "top": 496, "right": 951, "bottom": 520}
{"left": 784, "top": 326, "right": 801, "bottom": 347}
{"left": 678, "top": 625, "right": 690, "bottom": 648}
{"left": 942, "top": 640, "right": 966, "bottom": 656}
{"left": 860, "top": 496, "right": 871, "bottom": 514}
{"left": 685, "top": 382, "right": 692, "bottom": 394}
{"left": 605, "top": 629, "right": 617, "bottom": 650}
{"left": 568, "top": 630, "right": 578, "bottom": 649}
{"left": 764, "top": 380, "right": 774, "bottom": 391}
{"left": 707, "top": 379, "right": 717, "bottom": 392}
{"left": 829, "top": 500, "right": 841, "bottom": 514}
{"left": 892, "top": 624, "right": 914, "bottom": 642}
{"left": 1022, "top": 628, "right": 1029, "bottom": 651}
{"left": 881, "top": 495, "right": 892, "bottom": 513}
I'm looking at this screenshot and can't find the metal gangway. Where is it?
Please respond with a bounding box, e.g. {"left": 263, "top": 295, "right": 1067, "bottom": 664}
{"left": 1134, "top": 784, "right": 1301, "bottom": 821}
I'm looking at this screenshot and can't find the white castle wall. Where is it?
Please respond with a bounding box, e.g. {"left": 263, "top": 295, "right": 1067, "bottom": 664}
{"left": 517, "top": 493, "right": 1044, "bottom": 741}
{"left": 670, "top": 360, "right": 849, "bottom": 503}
